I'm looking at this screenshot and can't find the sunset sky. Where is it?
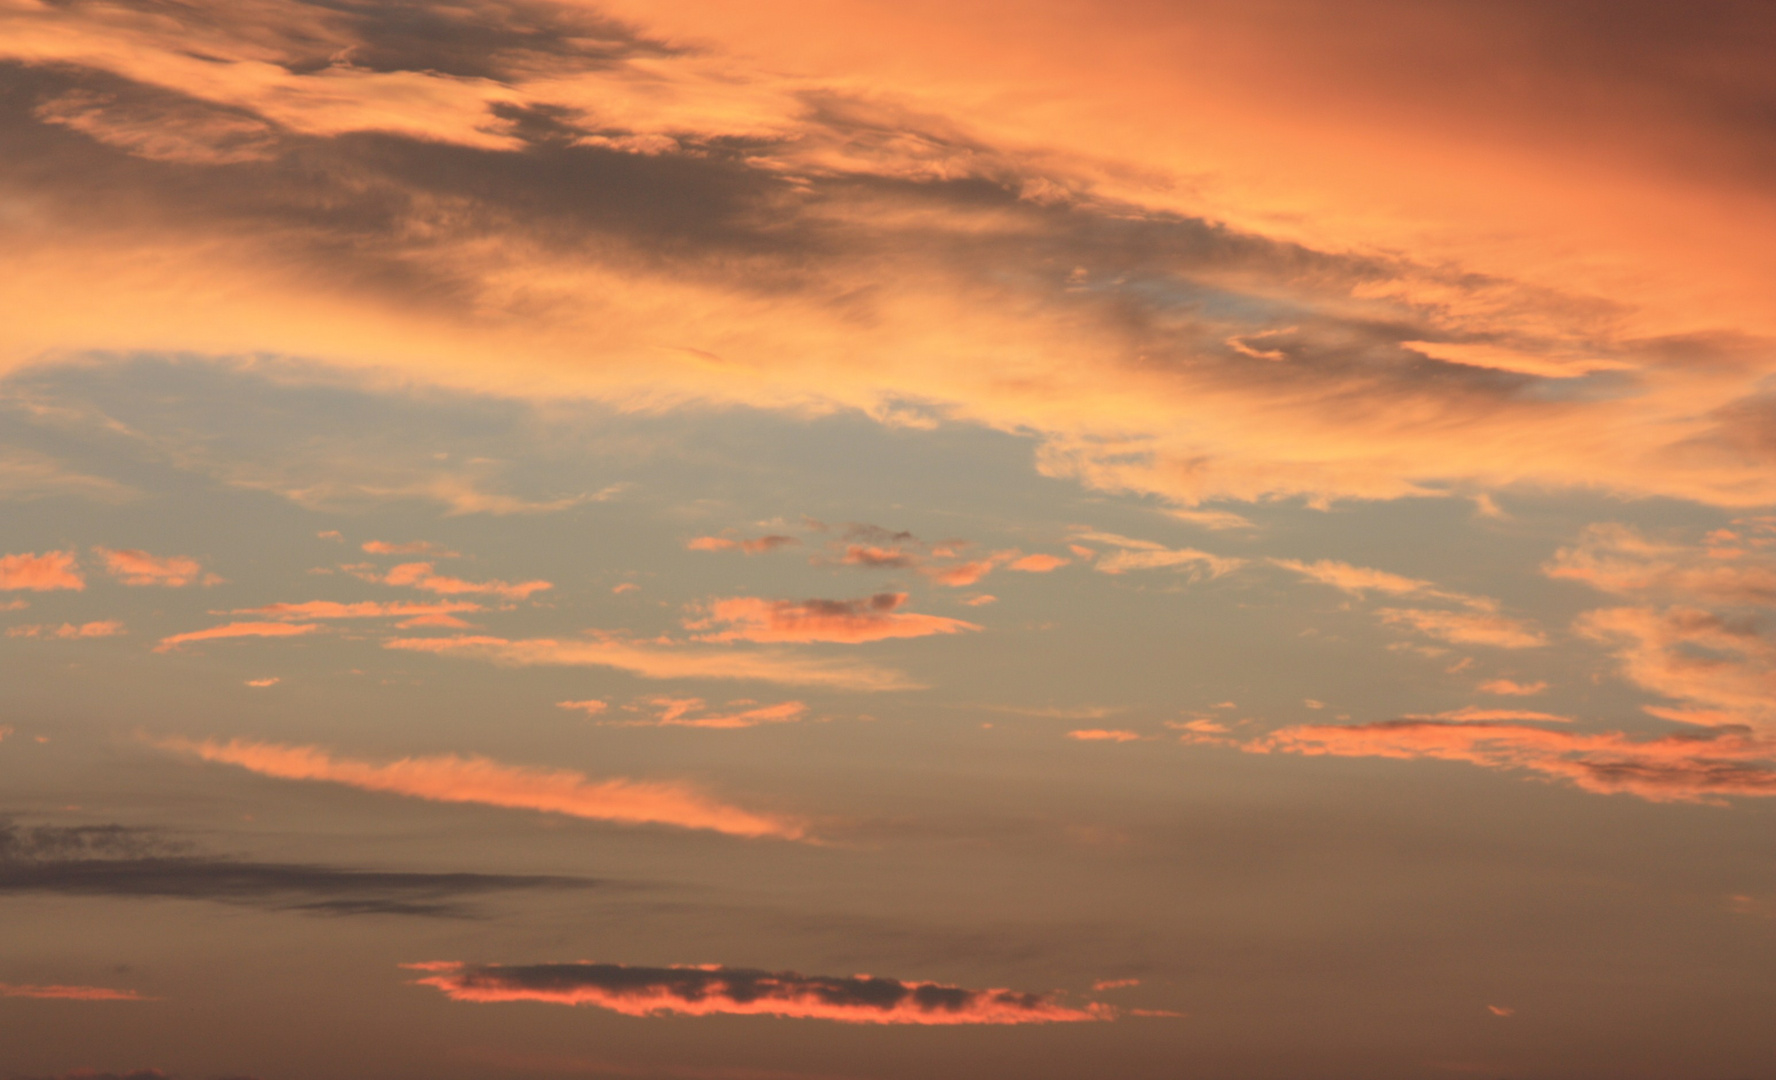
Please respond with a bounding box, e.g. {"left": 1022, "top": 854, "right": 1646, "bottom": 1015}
{"left": 3, "top": 2, "right": 1775, "bottom": 1078}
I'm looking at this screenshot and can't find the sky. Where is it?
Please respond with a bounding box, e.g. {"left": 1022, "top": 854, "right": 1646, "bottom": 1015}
{"left": 2, "top": 2, "right": 1775, "bottom": 1077}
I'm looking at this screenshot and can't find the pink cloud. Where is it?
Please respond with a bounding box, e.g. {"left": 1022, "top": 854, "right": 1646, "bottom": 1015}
{"left": 688, "top": 593, "right": 980, "bottom": 644}
{"left": 0, "top": 982, "right": 153, "bottom": 1001}
{"left": 94, "top": 547, "right": 216, "bottom": 586}
{"left": 362, "top": 539, "right": 460, "bottom": 557}
{"left": 1007, "top": 553, "right": 1069, "bottom": 572}
{"left": 0, "top": 551, "right": 83, "bottom": 591}
{"left": 245, "top": 677, "right": 279, "bottom": 687}
{"left": 386, "top": 634, "right": 915, "bottom": 691}
{"left": 1092, "top": 978, "right": 1140, "bottom": 991}
{"left": 156, "top": 736, "right": 803, "bottom": 839}
{"left": 1403, "top": 706, "right": 1574, "bottom": 723}
{"left": 155, "top": 621, "right": 322, "bottom": 652}
{"left": 407, "top": 961, "right": 1108, "bottom": 1025}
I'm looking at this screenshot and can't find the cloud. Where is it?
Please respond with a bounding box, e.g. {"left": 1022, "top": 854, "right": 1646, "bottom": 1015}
{"left": 362, "top": 540, "right": 460, "bottom": 557}
{"left": 1402, "top": 706, "right": 1573, "bottom": 723}
{"left": 7, "top": 620, "right": 125, "bottom": 639}
{"left": 1092, "top": 978, "right": 1140, "bottom": 991}
{"left": 556, "top": 700, "right": 609, "bottom": 717}
{"left": 687, "top": 593, "right": 980, "bottom": 644}
{"left": 0, "top": 551, "right": 83, "bottom": 591}
{"left": 362, "top": 561, "right": 551, "bottom": 600}
{"left": 155, "top": 737, "right": 805, "bottom": 840}
{"left": 1250, "top": 719, "right": 1776, "bottom": 803}
{"left": 154, "top": 621, "right": 322, "bottom": 652}
{"left": 1067, "top": 729, "right": 1141, "bottom": 742}
{"left": 1006, "top": 554, "right": 1068, "bottom": 573}
{"left": 245, "top": 677, "right": 279, "bottom": 687}
{"left": 1271, "top": 558, "right": 1492, "bottom": 609}
{"left": 94, "top": 547, "right": 216, "bottom": 587}
{"left": 4, "top": 0, "right": 1776, "bottom": 524}
{"left": 688, "top": 535, "right": 799, "bottom": 555}
{"left": 230, "top": 600, "right": 482, "bottom": 621}
{"left": 0, "top": 982, "right": 153, "bottom": 1001}
{"left": 1070, "top": 532, "right": 1242, "bottom": 578}
{"left": 0, "top": 819, "right": 589, "bottom": 918}
{"left": 1376, "top": 608, "right": 1547, "bottom": 649}
{"left": 1478, "top": 679, "right": 1548, "bottom": 696}
{"left": 0, "top": 448, "right": 136, "bottom": 503}
{"left": 387, "top": 634, "right": 916, "bottom": 691}
{"left": 610, "top": 698, "right": 808, "bottom": 730}
{"left": 1576, "top": 606, "right": 1776, "bottom": 731}
{"left": 406, "top": 961, "right": 1108, "bottom": 1025}
{"left": 1546, "top": 522, "right": 1776, "bottom": 607}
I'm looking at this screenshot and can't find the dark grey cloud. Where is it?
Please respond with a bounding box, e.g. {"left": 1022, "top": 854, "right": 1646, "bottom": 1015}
{"left": 0, "top": 820, "right": 591, "bottom": 917}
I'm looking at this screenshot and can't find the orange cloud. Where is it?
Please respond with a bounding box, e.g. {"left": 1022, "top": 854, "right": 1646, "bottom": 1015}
{"left": 0, "top": 983, "right": 154, "bottom": 1001}
{"left": 688, "top": 593, "right": 980, "bottom": 644}
{"left": 362, "top": 540, "right": 460, "bottom": 557}
{"left": 232, "top": 600, "right": 482, "bottom": 620}
{"left": 1478, "top": 679, "right": 1548, "bottom": 696}
{"left": 1376, "top": 608, "right": 1546, "bottom": 649}
{"left": 556, "top": 700, "right": 608, "bottom": 716}
{"left": 1092, "top": 978, "right": 1140, "bottom": 991}
{"left": 1068, "top": 729, "right": 1141, "bottom": 742}
{"left": 386, "top": 634, "right": 915, "bottom": 691}
{"left": 1251, "top": 719, "right": 1776, "bottom": 803}
{"left": 1403, "top": 706, "right": 1573, "bottom": 724}
{"left": 1271, "top": 558, "right": 1491, "bottom": 609}
{"left": 7, "top": 620, "right": 125, "bottom": 639}
{"left": 407, "top": 961, "right": 1108, "bottom": 1025}
{"left": 155, "top": 621, "right": 322, "bottom": 652}
{"left": 1071, "top": 532, "right": 1242, "bottom": 578}
{"left": 376, "top": 562, "right": 551, "bottom": 600}
{"left": 1007, "top": 553, "right": 1068, "bottom": 572}
{"left": 157, "top": 736, "right": 804, "bottom": 839}
{"left": 1546, "top": 523, "right": 1776, "bottom": 607}
{"left": 612, "top": 697, "right": 808, "bottom": 730}
{"left": 1576, "top": 606, "right": 1776, "bottom": 731}
{"left": 94, "top": 547, "right": 216, "bottom": 586}
{"left": 245, "top": 677, "right": 280, "bottom": 687}
{"left": 688, "top": 535, "right": 799, "bottom": 554}
{"left": 0, "top": 551, "right": 83, "bottom": 592}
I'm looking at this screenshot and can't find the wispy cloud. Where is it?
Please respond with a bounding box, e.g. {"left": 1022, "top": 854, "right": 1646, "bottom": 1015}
{"left": 604, "top": 698, "right": 809, "bottom": 730}
{"left": 0, "top": 819, "right": 588, "bottom": 917}
{"left": 352, "top": 561, "right": 550, "bottom": 600}
{"left": 8, "top": 620, "right": 124, "bottom": 639}
{"left": 1070, "top": 532, "right": 1242, "bottom": 578}
{"left": 94, "top": 547, "right": 217, "bottom": 587}
{"left": 0, "top": 982, "right": 153, "bottom": 1001}
{"left": 1250, "top": 720, "right": 1776, "bottom": 804}
{"left": 156, "top": 737, "right": 806, "bottom": 840}
{"left": 362, "top": 540, "right": 460, "bottom": 557}
{"left": 230, "top": 600, "right": 482, "bottom": 621}
{"left": 688, "top": 534, "right": 800, "bottom": 555}
{"left": 155, "top": 621, "right": 321, "bottom": 652}
{"left": 387, "top": 634, "right": 916, "bottom": 691}
{"left": 687, "top": 594, "right": 980, "bottom": 644}
{"left": 406, "top": 961, "right": 1109, "bottom": 1024}
{"left": 1376, "top": 608, "right": 1547, "bottom": 649}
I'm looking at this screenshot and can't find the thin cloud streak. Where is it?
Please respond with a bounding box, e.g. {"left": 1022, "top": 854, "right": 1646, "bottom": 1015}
{"left": 0, "top": 983, "right": 153, "bottom": 1001}
{"left": 406, "top": 961, "right": 1109, "bottom": 1025}
{"left": 155, "top": 621, "right": 322, "bottom": 652}
{"left": 387, "top": 634, "right": 918, "bottom": 691}
{"left": 155, "top": 737, "right": 806, "bottom": 840}
{"left": 687, "top": 594, "right": 980, "bottom": 644}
